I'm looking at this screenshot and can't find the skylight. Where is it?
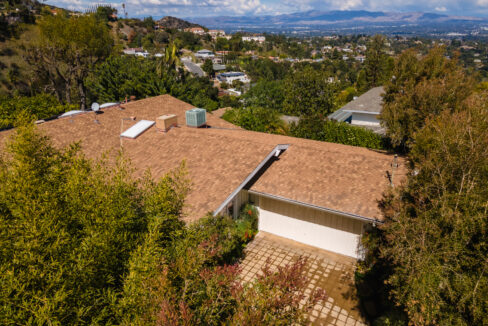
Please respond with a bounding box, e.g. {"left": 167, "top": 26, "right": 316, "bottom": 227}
{"left": 120, "top": 120, "right": 155, "bottom": 139}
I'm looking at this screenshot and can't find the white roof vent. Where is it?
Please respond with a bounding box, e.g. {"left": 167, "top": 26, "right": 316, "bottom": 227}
{"left": 120, "top": 120, "right": 155, "bottom": 139}
{"left": 60, "top": 110, "right": 84, "bottom": 118}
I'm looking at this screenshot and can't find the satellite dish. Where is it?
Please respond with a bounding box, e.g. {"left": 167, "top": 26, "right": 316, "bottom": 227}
{"left": 91, "top": 102, "right": 100, "bottom": 112}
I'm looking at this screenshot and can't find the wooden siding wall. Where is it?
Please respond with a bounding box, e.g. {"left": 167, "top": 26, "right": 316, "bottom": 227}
{"left": 260, "top": 196, "right": 364, "bottom": 235}
{"left": 233, "top": 190, "right": 249, "bottom": 218}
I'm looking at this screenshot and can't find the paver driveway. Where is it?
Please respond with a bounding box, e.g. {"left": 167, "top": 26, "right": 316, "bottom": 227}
{"left": 240, "top": 232, "right": 366, "bottom": 326}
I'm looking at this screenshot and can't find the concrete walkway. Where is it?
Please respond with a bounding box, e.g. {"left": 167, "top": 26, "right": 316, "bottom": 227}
{"left": 240, "top": 232, "right": 366, "bottom": 326}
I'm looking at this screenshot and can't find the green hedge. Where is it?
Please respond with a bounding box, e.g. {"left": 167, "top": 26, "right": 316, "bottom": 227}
{"left": 0, "top": 94, "right": 76, "bottom": 129}
{"left": 222, "top": 107, "right": 287, "bottom": 134}
{"left": 290, "top": 118, "right": 386, "bottom": 150}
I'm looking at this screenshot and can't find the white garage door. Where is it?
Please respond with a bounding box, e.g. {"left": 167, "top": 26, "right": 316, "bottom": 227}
{"left": 257, "top": 196, "right": 365, "bottom": 259}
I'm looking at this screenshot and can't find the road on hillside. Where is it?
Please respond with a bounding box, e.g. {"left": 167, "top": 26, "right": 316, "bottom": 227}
{"left": 182, "top": 59, "right": 205, "bottom": 77}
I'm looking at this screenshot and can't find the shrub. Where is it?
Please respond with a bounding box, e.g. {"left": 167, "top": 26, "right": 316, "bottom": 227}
{"left": 0, "top": 124, "right": 190, "bottom": 324}
{"left": 290, "top": 117, "right": 386, "bottom": 150}
{"left": 235, "top": 203, "right": 259, "bottom": 242}
{"left": 0, "top": 94, "right": 76, "bottom": 129}
{"left": 222, "top": 107, "right": 288, "bottom": 135}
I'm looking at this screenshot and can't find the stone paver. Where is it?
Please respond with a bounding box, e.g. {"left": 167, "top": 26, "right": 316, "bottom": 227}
{"left": 240, "top": 232, "right": 366, "bottom": 326}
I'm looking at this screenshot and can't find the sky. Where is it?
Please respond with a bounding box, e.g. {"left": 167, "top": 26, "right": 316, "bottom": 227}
{"left": 45, "top": 0, "right": 488, "bottom": 18}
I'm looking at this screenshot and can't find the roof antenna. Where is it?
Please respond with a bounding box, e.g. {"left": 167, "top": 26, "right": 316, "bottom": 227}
{"left": 91, "top": 102, "right": 100, "bottom": 124}
{"left": 390, "top": 154, "right": 398, "bottom": 187}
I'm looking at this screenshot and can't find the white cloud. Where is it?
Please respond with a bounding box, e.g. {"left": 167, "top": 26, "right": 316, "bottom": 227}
{"left": 44, "top": 0, "right": 488, "bottom": 17}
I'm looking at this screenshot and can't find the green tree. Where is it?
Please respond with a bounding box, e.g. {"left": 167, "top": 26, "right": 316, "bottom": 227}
{"left": 88, "top": 55, "right": 219, "bottom": 111}
{"left": 0, "top": 122, "right": 190, "bottom": 324}
{"left": 379, "top": 47, "right": 474, "bottom": 150}
{"left": 25, "top": 14, "right": 113, "bottom": 109}
{"left": 242, "top": 80, "right": 284, "bottom": 112}
{"left": 202, "top": 59, "right": 214, "bottom": 77}
{"left": 157, "top": 43, "right": 180, "bottom": 78}
{"left": 243, "top": 58, "right": 291, "bottom": 82}
{"left": 215, "top": 37, "right": 230, "bottom": 51}
{"left": 367, "top": 93, "right": 488, "bottom": 325}
{"left": 282, "top": 66, "right": 335, "bottom": 117}
{"left": 120, "top": 212, "right": 326, "bottom": 325}
{"left": 359, "top": 35, "right": 391, "bottom": 91}
{"left": 95, "top": 5, "right": 117, "bottom": 22}
{"left": 222, "top": 107, "right": 287, "bottom": 134}
{"left": 0, "top": 93, "right": 76, "bottom": 129}
{"left": 289, "top": 118, "right": 385, "bottom": 150}
{"left": 142, "top": 16, "right": 155, "bottom": 29}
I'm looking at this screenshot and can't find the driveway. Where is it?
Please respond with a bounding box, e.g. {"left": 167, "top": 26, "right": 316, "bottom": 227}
{"left": 240, "top": 232, "right": 366, "bottom": 326}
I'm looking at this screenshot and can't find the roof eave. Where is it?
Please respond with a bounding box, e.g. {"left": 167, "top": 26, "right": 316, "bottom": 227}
{"left": 247, "top": 189, "right": 383, "bottom": 224}
{"left": 344, "top": 110, "right": 381, "bottom": 115}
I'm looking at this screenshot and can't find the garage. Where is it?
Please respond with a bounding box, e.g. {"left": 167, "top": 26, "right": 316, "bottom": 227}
{"left": 254, "top": 194, "right": 366, "bottom": 259}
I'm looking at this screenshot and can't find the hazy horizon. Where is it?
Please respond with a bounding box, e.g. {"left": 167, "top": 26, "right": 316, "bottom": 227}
{"left": 45, "top": 0, "right": 488, "bottom": 19}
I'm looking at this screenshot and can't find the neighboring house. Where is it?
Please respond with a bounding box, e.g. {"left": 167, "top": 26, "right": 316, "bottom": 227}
{"left": 213, "top": 63, "right": 226, "bottom": 71}
{"left": 242, "top": 35, "right": 266, "bottom": 43}
{"left": 216, "top": 51, "right": 231, "bottom": 55}
{"left": 195, "top": 49, "right": 215, "bottom": 59}
{"left": 328, "top": 87, "right": 385, "bottom": 133}
{"left": 185, "top": 27, "right": 205, "bottom": 35}
{"left": 217, "top": 72, "right": 250, "bottom": 84}
{"left": 208, "top": 29, "right": 226, "bottom": 38}
{"left": 225, "top": 88, "right": 242, "bottom": 96}
{"left": 355, "top": 55, "right": 366, "bottom": 63}
{"left": 0, "top": 95, "right": 403, "bottom": 259}
{"left": 212, "top": 57, "right": 223, "bottom": 64}
{"left": 123, "top": 48, "right": 150, "bottom": 58}
{"left": 280, "top": 115, "right": 300, "bottom": 125}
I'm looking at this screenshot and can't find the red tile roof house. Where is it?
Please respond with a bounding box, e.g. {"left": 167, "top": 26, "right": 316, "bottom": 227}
{"left": 0, "top": 95, "right": 405, "bottom": 259}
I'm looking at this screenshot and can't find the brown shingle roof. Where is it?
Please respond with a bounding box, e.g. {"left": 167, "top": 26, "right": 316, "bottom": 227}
{"left": 0, "top": 95, "right": 405, "bottom": 222}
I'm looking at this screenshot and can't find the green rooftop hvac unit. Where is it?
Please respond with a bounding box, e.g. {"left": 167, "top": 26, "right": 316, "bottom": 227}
{"left": 185, "top": 108, "right": 207, "bottom": 127}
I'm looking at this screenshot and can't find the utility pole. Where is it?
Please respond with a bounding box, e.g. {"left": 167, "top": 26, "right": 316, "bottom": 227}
{"left": 122, "top": 3, "right": 127, "bottom": 18}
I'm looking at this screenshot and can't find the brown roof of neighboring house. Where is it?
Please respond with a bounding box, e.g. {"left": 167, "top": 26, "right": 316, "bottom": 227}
{"left": 0, "top": 95, "right": 405, "bottom": 222}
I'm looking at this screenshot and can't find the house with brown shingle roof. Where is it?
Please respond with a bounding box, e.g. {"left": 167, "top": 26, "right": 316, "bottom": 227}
{"left": 0, "top": 95, "right": 404, "bottom": 259}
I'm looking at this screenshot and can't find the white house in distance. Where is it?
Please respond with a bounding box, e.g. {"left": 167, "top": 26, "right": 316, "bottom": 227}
{"left": 217, "top": 72, "right": 250, "bottom": 84}
{"left": 208, "top": 29, "right": 226, "bottom": 39}
{"left": 123, "top": 48, "right": 150, "bottom": 58}
{"left": 328, "top": 86, "right": 385, "bottom": 133}
{"left": 1, "top": 95, "right": 404, "bottom": 259}
{"left": 195, "top": 49, "right": 215, "bottom": 59}
{"left": 184, "top": 27, "right": 205, "bottom": 35}
{"left": 242, "top": 35, "right": 266, "bottom": 43}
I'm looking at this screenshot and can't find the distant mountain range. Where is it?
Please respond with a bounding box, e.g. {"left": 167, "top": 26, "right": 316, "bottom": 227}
{"left": 188, "top": 10, "right": 488, "bottom": 36}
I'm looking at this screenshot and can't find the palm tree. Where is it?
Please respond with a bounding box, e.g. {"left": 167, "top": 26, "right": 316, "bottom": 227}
{"left": 157, "top": 42, "right": 180, "bottom": 78}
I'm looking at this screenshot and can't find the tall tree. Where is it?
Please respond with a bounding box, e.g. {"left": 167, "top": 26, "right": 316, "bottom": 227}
{"left": 202, "top": 59, "right": 214, "bottom": 78}
{"left": 360, "top": 35, "right": 391, "bottom": 90}
{"left": 282, "top": 66, "right": 334, "bottom": 117}
{"left": 366, "top": 93, "right": 488, "bottom": 325}
{"left": 25, "top": 14, "right": 113, "bottom": 109}
{"left": 379, "top": 47, "right": 474, "bottom": 150}
{"left": 0, "top": 122, "right": 189, "bottom": 324}
{"left": 156, "top": 43, "right": 180, "bottom": 78}
{"left": 242, "top": 80, "right": 284, "bottom": 112}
